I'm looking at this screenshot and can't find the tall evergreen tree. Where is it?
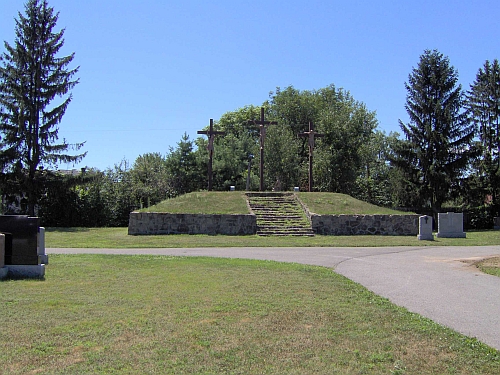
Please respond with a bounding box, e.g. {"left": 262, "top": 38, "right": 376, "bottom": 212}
{"left": 390, "top": 49, "right": 474, "bottom": 213}
{"left": 467, "top": 59, "right": 500, "bottom": 212}
{"left": 0, "top": 0, "right": 85, "bottom": 216}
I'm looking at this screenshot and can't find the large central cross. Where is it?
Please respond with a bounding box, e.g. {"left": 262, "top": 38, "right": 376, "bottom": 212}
{"left": 197, "top": 119, "right": 225, "bottom": 191}
{"left": 249, "top": 107, "right": 277, "bottom": 191}
{"left": 298, "top": 121, "right": 324, "bottom": 192}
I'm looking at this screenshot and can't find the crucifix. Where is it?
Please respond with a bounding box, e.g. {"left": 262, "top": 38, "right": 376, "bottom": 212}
{"left": 298, "top": 121, "right": 324, "bottom": 192}
{"left": 197, "top": 119, "right": 225, "bottom": 191}
{"left": 248, "top": 107, "right": 277, "bottom": 191}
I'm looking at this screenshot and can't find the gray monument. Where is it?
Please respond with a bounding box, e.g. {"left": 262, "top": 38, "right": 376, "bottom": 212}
{"left": 437, "top": 212, "right": 466, "bottom": 238}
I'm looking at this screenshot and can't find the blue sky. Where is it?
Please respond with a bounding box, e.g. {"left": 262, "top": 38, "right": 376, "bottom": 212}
{"left": 1, "top": 0, "right": 499, "bottom": 171}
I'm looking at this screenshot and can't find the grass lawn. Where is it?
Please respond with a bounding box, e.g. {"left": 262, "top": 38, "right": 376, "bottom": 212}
{"left": 138, "top": 191, "right": 250, "bottom": 214}
{"left": 45, "top": 227, "right": 500, "bottom": 248}
{"left": 297, "top": 192, "right": 415, "bottom": 215}
{"left": 1, "top": 254, "right": 499, "bottom": 374}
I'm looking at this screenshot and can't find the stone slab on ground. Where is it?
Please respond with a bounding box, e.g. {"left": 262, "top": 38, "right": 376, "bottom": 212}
{"left": 4, "top": 264, "right": 45, "bottom": 279}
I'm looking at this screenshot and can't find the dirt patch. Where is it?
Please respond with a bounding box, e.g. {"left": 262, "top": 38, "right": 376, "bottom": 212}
{"left": 478, "top": 256, "right": 500, "bottom": 268}
{"left": 460, "top": 256, "right": 500, "bottom": 273}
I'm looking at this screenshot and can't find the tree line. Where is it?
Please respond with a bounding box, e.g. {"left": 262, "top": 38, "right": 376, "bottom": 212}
{"left": 1, "top": 1, "right": 499, "bottom": 228}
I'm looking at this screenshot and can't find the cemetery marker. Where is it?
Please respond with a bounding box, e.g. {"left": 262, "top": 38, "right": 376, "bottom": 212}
{"left": 197, "top": 119, "right": 225, "bottom": 191}
{"left": 298, "top": 121, "right": 324, "bottom": 192}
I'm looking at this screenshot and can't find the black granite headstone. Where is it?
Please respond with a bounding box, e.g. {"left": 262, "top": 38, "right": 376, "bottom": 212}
{"left": 0, "top": 215, "right": 40, "bottom": 265}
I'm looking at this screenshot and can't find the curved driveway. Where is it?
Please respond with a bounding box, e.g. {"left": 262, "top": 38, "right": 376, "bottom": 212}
{"left": 48, "top": 245, "right": 500, "bottom": 351}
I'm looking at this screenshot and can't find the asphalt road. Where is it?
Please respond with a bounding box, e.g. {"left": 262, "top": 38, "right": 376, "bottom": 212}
{"left": 48, "top": 245, "right": 500, "bottom": 351}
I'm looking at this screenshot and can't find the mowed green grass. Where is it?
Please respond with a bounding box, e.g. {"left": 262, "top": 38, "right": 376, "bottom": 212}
{"left": 1, "top": 255, "right": 499, "bottom": 374}
{"left": 139, "top": 191, "right": 250, "bottom": 214}
{"left": 138, "top": 191, "right": 413, "bottom": 215}
{"left": 45, "top": 227, "right": 500, "bottom": 248}
{"left": 297, "top": 192, "right": 415, "bottom": 215}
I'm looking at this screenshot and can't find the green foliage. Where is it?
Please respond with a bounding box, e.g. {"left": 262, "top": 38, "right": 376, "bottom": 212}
{"left": 165, "top": 133, "right": 205, "bottom": 195}
{"left": 354, "top": 131, "right": 399, "bottom": 207}
{"left": 210, "top": 106, "right": 261, "bottom": 190}
{"left": 467, "top": 59, "right": 500, "bottom": 217}
{"left": 96, "top": 160, "right": 136, "bottom": 226}
{"left": 0, "top": 0, "right": 85, "bottom": 216}
{"left": 38, "top": 163, "right": 137, "bottom": 227}
{"left": 266, "top": 85, "right": 379, "bottom": 194}
{"left": 264, "top": 124, "right": 302, "bottom": 190}
{"left": 130, "top": 152, "right": 173, "bottom": 207}
{"left": 216, "top": 104, "right": 262, "bottom": 139}
{"left": 315, "top": 87, "right": 378, "bottom": 193}
{"left": 268, "top": 85, "right": 319, "bottom": 144}
{"left": 38, "top": 171, "right": 87, "bottom": 227}
{"left": 390, "top": 49, "right": 474, "bottom": 213}
{"left": 212, "top": 132, "right": 256, "bottom": 190}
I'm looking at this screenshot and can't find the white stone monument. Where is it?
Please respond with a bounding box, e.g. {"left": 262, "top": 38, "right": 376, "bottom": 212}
{"left": 38, "top": 227, "right": 48, "bottom": 264}
{"left": 417, "top": 215, "right": 434, "bottom": 240}
{"left": 437, "top": 212, "right": 466, "bottom": 238}
{"left": 0, "top": 234, "right": 8, "bottom": 279}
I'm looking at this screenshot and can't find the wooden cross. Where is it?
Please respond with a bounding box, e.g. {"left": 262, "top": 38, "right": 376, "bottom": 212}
{"left": 248, "top": 107, "right": 277, "bottom": 191}
{"left": 197, "top": 119, "right": 225, "bottom": 191}
{"left": 298, "top": 121, "right": 324, "bottom": 192}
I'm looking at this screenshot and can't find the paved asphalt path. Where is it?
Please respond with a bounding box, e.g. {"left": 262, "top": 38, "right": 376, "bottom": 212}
{"left": 48, "top": 246, "right": 500, "bottom": 351}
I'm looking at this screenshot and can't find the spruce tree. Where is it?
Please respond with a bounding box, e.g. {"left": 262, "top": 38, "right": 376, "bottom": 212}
{"left": 390, "top": 49, "right": 474, "bottom": 213}
{"left": 0, "top": 0, "right": 85, "bottom": 216}
{"left": 467, "top": 59, "right": 500, "bottom": 212}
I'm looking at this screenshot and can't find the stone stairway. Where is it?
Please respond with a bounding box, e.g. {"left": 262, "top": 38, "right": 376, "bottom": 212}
{"left": 246, "top": 192, "right": 315, "bottom": 236}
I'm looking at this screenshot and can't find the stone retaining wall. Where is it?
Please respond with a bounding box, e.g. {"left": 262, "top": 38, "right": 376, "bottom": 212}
{"left": 310, "top": 214, "right": 419, "bottom": 236}
{"left": 128, "top": 209, "right": 419, "bottom": 236}
{"left": 128, "top": 212, "right": 257, "bottom": 235}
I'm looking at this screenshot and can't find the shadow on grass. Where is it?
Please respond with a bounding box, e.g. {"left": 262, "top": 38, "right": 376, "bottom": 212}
{"left": 0, "top": 276, "right": 45, "bottom": 282}
{"left": 45, "top": 227, "right": 92, "bottom": 233}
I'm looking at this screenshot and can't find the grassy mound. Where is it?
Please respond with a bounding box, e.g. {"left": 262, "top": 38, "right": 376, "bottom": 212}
{"left": 139, "top": 191, "right": 250, "bottom": 214}
{"left": 140, "top": 191, "right": 413, "bottom": 215}
{"left": 297, "top": 192, "right": 414, "bottom": 215}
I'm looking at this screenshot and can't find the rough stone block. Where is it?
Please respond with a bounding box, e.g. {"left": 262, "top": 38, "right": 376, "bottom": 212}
{"left": 128, "top": 212, "right": 257, "bottom": 235}
{"left": 6, "top": 264, "right": 45, "bottom": 279}
{"left": 310, "top": 214, "right": 418, "bottom": 236}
